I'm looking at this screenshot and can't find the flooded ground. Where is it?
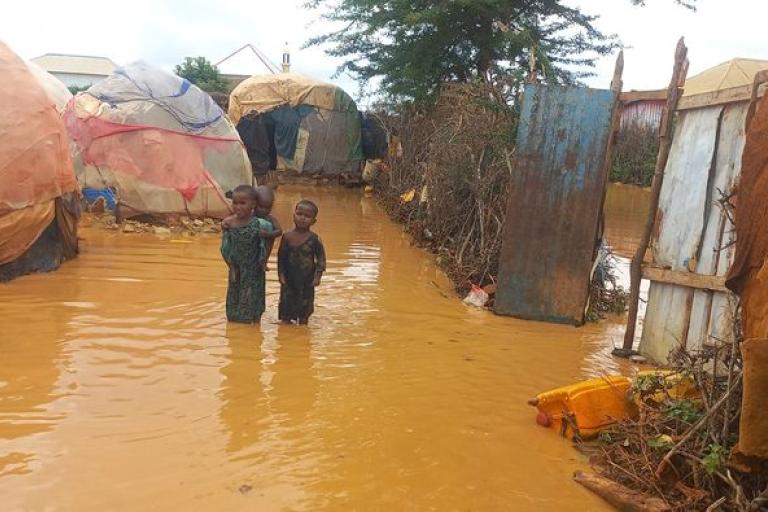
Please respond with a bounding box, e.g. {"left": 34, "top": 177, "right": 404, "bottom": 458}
{"left": 0, "top": 184, "right": 648, "bottom": 511}
{"left": 604, "top": 183, "right": 651, "bottom": 259}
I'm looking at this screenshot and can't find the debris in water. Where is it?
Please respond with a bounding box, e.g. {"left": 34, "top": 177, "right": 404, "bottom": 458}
{"left": 530, "top": 375, "right": 634, "bottom": 440}
{"left": 87, "top": 213, "right": 223, "bottom": 236}
{"left": 463, "top": 284, "right": 489, "bottom": 308}
{"left": 238, "top": 484, "right": 253, "bottom": 495}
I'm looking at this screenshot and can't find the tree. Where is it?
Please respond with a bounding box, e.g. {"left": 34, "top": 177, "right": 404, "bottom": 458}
{"left": 174, "top": 57, "right": 230, "bottom": 93}
{"left": 306, "top": 0, "right": 697, "bottom": 104}
{"left": 67, "top": 85, "right": 89, "bottom": 95}
{"left": 631, "top": 0, "right": 696, "bottom": 8}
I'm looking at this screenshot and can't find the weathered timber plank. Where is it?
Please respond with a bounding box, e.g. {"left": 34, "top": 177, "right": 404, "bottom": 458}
{"left": 642, "top": 265, "right": 728, "bottom": 292}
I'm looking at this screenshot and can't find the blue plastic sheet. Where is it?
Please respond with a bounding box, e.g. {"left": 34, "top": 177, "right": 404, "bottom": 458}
{"left": 83, "top": 188, "right": 116, "bottom": 209}
{"left": 88, "top": 61, "right": 223, "bottom": 132}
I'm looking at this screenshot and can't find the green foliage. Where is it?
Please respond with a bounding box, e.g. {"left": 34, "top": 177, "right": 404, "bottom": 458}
{"left": 305, "top": 0, "right": 619, "bottom": 103}
{"left": 702, "top": 444, "right": 727, "bottom": 475}
{"left": 67, "top": 85, "right": 89, "bottom": 95}
{"left": 647, "top": 434, "right": 675, "bottom": 450}
{"left": 306, "top": 0, "right": 697, "bottom": 104}
{"left": 664, "top": 399, "right": 702, "bottom": 424}
{"left": 585, "top": 310, "right": 600, "bottom": 323}
{"left": 174, "top": 56, "right": 229, "bottom": 93}
{"left": 610, "top": 122, "right": 659, "bottom": 186}
{"left": 633, "top": 373, "right": 666, "bottom": 394}
{"left": 630, "top": 0, "right": 697, "bottom": 9}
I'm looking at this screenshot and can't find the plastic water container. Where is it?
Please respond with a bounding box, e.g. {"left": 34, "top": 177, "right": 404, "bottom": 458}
{"left": 529, "top": 376, "right": 634, "bottom": 440}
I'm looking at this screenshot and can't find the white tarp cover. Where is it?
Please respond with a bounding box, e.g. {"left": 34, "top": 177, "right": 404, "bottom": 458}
{"left": 67, "top": 61, "right": 251, "bottom": 219}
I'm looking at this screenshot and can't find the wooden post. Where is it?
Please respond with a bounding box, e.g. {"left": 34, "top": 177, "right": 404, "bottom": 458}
{"left": 573, "top": 471, "right": 671, "bottom": 511}
{"left": 745, "top": 69, "right": 768, "bottom": 130}
{"left": 591, "top": 51, "right": 623, "bottom": 296}
{"left": 617, "top": 38, "right": 688, "bottom": 356}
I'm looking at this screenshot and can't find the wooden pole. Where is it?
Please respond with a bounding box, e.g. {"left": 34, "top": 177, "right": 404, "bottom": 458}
{"left": 591, "top": 51, "right": 623, "bottom": 310}
{"left": 617, "top": 38, "right": 688, "bottom": 356}
{"left": 573, "top": 471, "right": 671, "bottom": 512}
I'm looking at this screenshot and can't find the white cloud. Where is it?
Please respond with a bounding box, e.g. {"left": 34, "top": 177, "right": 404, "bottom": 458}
{"left": 573, "top": 0, "right": 768, "bottom": 90}
{"left": 1, "top": 0, "right": 357, "bottom": 94}
{"left": 2, "top": 0, "right": 765, "bottom": 102}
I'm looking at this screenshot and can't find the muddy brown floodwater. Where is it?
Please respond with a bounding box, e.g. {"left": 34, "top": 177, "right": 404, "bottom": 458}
{"left": 0, "top": 184, "right": 648, "bottom": 511}
{"left": 603, "top": 183, "right": 652, "bottom": 259}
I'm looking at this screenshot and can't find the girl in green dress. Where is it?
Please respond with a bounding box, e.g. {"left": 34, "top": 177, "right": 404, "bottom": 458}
{"left": 221, "top": 185, "right": 272, "bottom": 324}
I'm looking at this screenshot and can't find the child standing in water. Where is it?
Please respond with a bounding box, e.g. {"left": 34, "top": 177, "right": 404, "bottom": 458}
{"left": 253, "top": 185, "right": 282, "bottom": 270}
{"left": 278, "top": 200, "right": 326, "bottom": 324}
{"left": 221, "top": 185, "right": 272, "bottom": 324}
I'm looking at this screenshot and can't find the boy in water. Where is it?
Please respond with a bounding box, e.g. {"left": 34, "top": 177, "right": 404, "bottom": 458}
{"left": 278, "top": 200, "right": 326, "bottom": 324}
{"left": 253, "top": 185, "right": 282, "bottom": 270}
{"left": 220, "top": 185, "right": 272, "bottom": 324}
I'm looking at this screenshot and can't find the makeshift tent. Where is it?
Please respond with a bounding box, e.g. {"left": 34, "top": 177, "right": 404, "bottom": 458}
{"left": 683, "top": 58, "right": 768, "bottom": 97}
{"left": 229, "top": 73, "right": 363, "bottom": 176}
{"left": 65, "top": 61, "right": 251, "bottom": 219}
{"left": 361, "top": 112, "right": 389, "bottom": 160}
{"left": 637, "top": 58, "right": 768, "bottom": 363}
{"left": 0, "top": 41, "right": 79, "bottom": 281}
{"left": 25, "top": 60, "right": 73, "bottom": 111}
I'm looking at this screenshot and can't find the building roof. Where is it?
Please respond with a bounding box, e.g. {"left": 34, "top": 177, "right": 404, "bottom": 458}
{"left": 31, "top": 53, "right": 117, "bottom": 77}
{"left": 684, "top": 58, "right": 768, "bottom": 97}
{"left": 617, "top": 58, "right": 768, "bottom": 111}
{"left": 620, "top": 89, "right": 667, "bottom": 103}
{"left": 215, "top": 44, "right": 278, "bottom": 76}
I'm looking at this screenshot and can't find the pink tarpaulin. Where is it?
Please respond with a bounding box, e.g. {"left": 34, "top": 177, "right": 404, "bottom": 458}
{"left": 65, "top": 107, "right": 241, "bottom": 201}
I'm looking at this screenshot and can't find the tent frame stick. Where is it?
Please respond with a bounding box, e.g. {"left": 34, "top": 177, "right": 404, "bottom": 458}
{"left": 619, "top": 37, "right": 689, "bottom": 355}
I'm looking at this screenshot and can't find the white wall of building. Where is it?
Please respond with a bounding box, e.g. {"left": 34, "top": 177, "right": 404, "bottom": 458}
{"left": 51, "top": 72, "right": 106, "bottom": 89}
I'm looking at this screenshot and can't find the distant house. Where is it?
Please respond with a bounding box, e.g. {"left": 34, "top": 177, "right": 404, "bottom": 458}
{"left": 30, "top": 53, "right": 117, "bottom": 89}
{"left": 619, "top": 89, "right": 666, "bottom": 130}
{"left": 214, "top": 44, "right": 280, "bottom": 89}
{"left": 618, "top": 58, "right": 768, "bottom": 131}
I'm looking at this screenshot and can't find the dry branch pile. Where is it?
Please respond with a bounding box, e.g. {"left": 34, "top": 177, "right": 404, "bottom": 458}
{"left": 586, "top": 330, "right": 768, "bottom": 511}
{"left": 589, "top": 249, "right": 630, "bottom": 321}
{"left": 374, "top": 83, "right": 515, "bottom": 297}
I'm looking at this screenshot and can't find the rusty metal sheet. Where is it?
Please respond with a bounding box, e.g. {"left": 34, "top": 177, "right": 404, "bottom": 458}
{"left": 495, "top": 84, "right": 616, "bottom": 325}
{"left": 641, "top": 103, "right": 746, "bottom": 361}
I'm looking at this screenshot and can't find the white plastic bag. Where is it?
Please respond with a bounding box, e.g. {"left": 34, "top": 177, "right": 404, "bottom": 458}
{"left": 463, "top": 284, "right": 489, "bottom": 308}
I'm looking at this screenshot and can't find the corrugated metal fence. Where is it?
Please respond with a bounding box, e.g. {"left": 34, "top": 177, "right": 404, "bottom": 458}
{"left": 495, "top": 83, "right": 617, "bottom": 325}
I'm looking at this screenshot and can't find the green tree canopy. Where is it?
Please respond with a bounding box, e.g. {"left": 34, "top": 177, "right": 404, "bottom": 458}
{"left": 67, "top": 85, "right": 89, "bottom": 95}
{"left": 306, "top": 0, "right": 697, "bottom": 104}
{"left": 174, "top": 56, "right": 230, "bottom": 93}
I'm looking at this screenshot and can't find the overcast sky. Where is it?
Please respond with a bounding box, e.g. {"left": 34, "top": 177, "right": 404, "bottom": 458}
{"left": 1, "top": 0, "right": 765, "bottom": 102}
